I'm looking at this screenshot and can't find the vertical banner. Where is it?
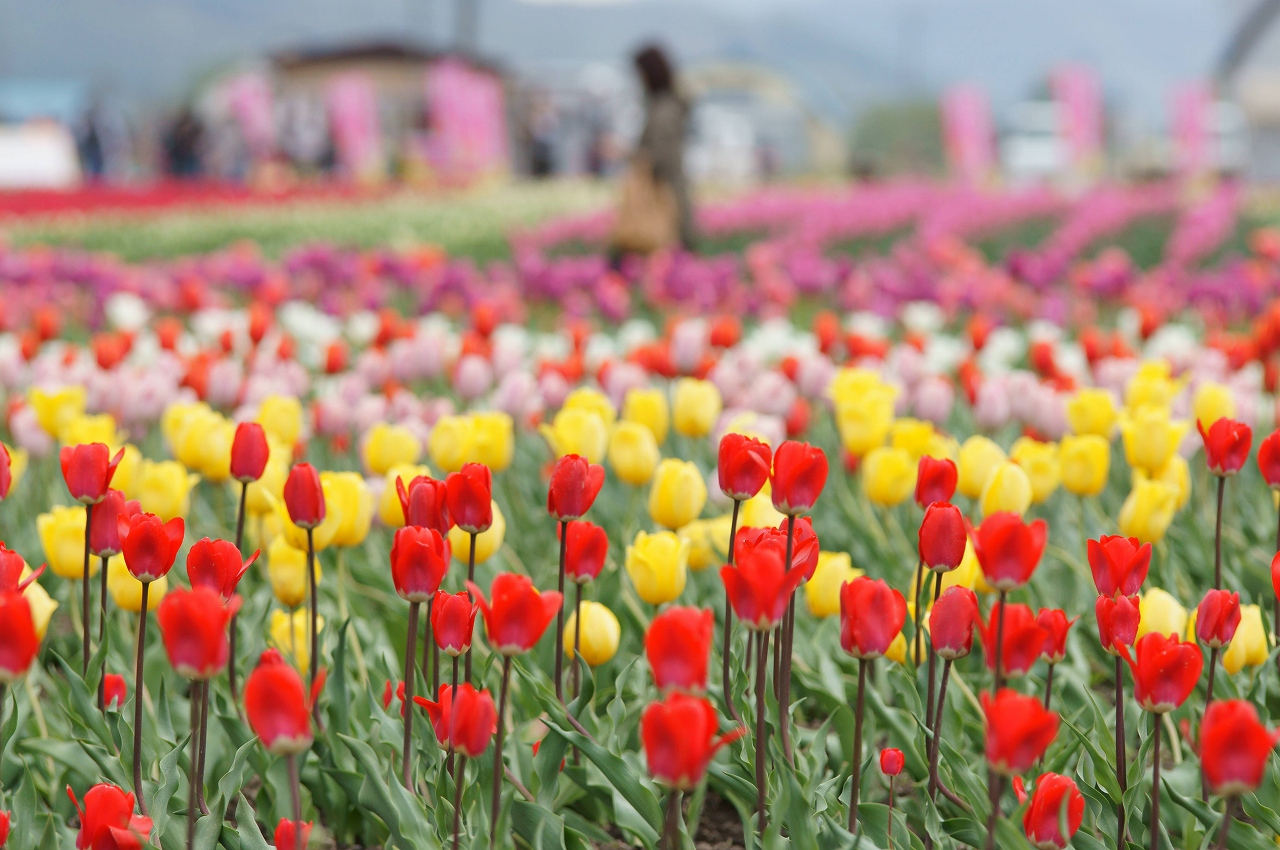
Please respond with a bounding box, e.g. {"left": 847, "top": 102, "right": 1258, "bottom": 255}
{"left": 1051, "top": 64, "right": 1104, "bottom": 175}
{"left": 425, "top": 58, "right": 509, "bottom": 183}
{"left": 941, "top": 84, "right": 995, "bottom": 186}
{"left": 326, "top": 71, "right": 384, "bottom": 181}
{"left": 1172, "top": 82, "right": 1213, "bottom": 178}
{"left": 224, "top": 72, "right": 276, "bottom": 161}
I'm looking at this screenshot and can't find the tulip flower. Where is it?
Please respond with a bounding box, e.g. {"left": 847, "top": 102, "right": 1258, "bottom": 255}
{"left": 919, "top": 502, "right": 965, "bottom": 573}
{"left": 671, "top": 378, "right": 722, "bottom": 438}
{"left": 718, "top": 432, "right": 772, "bottom": 501}
{"left": 282, "top": 462, "right": 325, "bottom": 692}
{"left": 562, "top": 600, "right": 620, "bottom": 667}
{"left": 1058, "top": 434, "right": 1110, "bottom": 497}
{"left": 244, "top": 648, "right": 323, "bottom": 837}
{"left": 274, "top": 819, "right": 312, "bottom": 850}
{"left": 1257, "top": 429, "right": 1280, "bottom": 490}
{"left": 1120, "top": 406, "right": 1188, "bottom": 475}
{"left": 561, "top": 520, "right": 608, "bottom": 583}
{"left": 627, "top": 530, "right": 690, "bottom": 606}
{"left": 540, "top": 407, "right": 609, "bottom": 463}
{"left": 915, "top": 455, "right": 957, "bottom": 508}
{"left": 1017, "top": 773, "right": 1083, "bottom": 850}
{"left": 230, "top": 421, "right": 269, "bottom": 557}
{"left": 1096, "top": 594, "right": 1141, "bottom": 655}
{"left": 66, "top": 784, "right": 153, "bottom": 850}
{"left": 186, "top": 538, "right": 256, "bottom": 602}
{"left": 648, "top": 458, "right": 708, "bottom": 529}
{"left": 979, "top": 460, "right": 1032, "bottom": 517}
{"left": 0, "top": 592, "right": 38, "bottom": 684}
{"left": 1035, "top": 608, "right": 1074, "bottom": 710}
{"left": 433, "top": 590, "right": 478, "bottom": 659}
{"left": 646, "top": 606, "right": 714, "bottom": 693}
{"left": 445, "top": 463, "right": 493, "bottom": 537}
{"left": 1220, "top": 604, "right": 1268, "bottom": 676}
{"left": 0, "top": 443, "right": 10, "bottom": 502}
{"left": 804, "top": 552, "right": 861, "bottom": 618}
{"left": 103, "top": 673, "right": 127, "bottom": 710}
{"left": 1087, "top": 535, "right": 1151, "bottom": 598}
{"left": 1200, "top": 700, "right": 1280, "bottom": 796}
{"left": 1125, "top": 632, "right": 1202, "bottom": 714}
{"left": 362, "top": 422, "right": 422, "bottom": 477}
{"left": 971, "top": 512, "right": 1046, "bottom": 593}
{"left": 1195, "top": 589, "right": 1241, "bottom": 651}
{"left": 769, "top": 440, "right": 827, "bottom": 515}
{"left": 927, "top": 586, "right": 979, "bottom": 799}
{"left": 623, "top": 387, "right": 670, "bottom": 444}
{"left": 396, "top": 474, "right": 451, "bottom": 534}
{"left": 1136, "top": 587, "right": 1188, "bottom": 641}
{"left": 608, "top": 421, "right": 660, "bottom": 486}
{"left": 1066, "top": 387, "right": 1118, "bottom": 437}
{"left": 956, "top": 436, "right": 1006, "bottom": 500}
{"left": 861, "top": 446, "right": 915, "bottom": 507}
{"left": 413, "top": 683, "right": 498, "bottom": 758}
{"left": 321, "top": 471, "right": 373, "bottom": 548}
{"left": 1010, "top": 437, "right": 1060, "bottom": 504}
{"left": 721, "top": 533, "right": 807, "bottom": 632}
{"left": 978, "top": 601, "right": 1046, "bottom": 681}
{"left": 880, "top": 746, "right": 905, "bottom": 845}
{"left": 1198, "top": 417, "right": 1251, "bottom": 477}
{"left": 982, "top": 689, "right": 1059, "bottom": 850}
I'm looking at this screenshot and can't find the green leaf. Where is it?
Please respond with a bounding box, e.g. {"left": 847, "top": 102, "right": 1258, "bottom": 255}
{"left": 235, "top": 792, "right": 272, "bottom": 850}
{"left": 149, "top": 732, "right": 192, "bottom": 844}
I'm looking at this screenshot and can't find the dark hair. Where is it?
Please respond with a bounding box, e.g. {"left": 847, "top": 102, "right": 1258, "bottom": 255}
{"left": 634, "top": 44, "right": 675, "bottom": 95}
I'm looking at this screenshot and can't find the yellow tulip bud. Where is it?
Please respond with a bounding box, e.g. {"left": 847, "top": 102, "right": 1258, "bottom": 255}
{"left": 1125, "top": 361, "right": 1184, "bottom": 411}
{"left": 162, "top": 401, "right": 208, "bottom": 453}
{"left": 379, "top": 463, "right": 433, "bottom": 527}
{"left": 137, "top": 459, "right": 200, "bottom": 521}
{"left": 1118, "top": 479, "right": 1178, "bottom": 544}
{"left": 173, "top": 410, "right": 233, "bottom": 483}
{"left": 739, "top": 492, "right": 785, "bottom": 529}
{"left": 362, "top": 423, "right": 422, "bottom": 477}
{"left": 980, "top": 460, "right": 1033, "bottom": 517}
{"left": 268, "top": 535, "right": 316, "bottom": 609}
{"left": 60, "top": 413, "right": 125, "bottom": 451}
{"left": 3, "top": 443, "right": 28, "bottom": 495}
{"left": 677, "top": 514, "right": 731, "bottom": 571}
{"left": 862, "top": 446, "right": 916, "bottom": 507}
{"left": 890, "top": 418, "right": 937, "bottom": 461}
{"left": 448, "top": 500, "right": 506, "bottom": 564}
{"left": 671, "top": 378, "right": 722, "bottom": 438}
{"left": 622, "top": 387, "right": 670, "bottom": 445}
{"left": 1010, "top": 438, "right": 1060, "bottom": 504}
{"left": 257, "top": 395, "right": 303, "bottom": 449}
{"left": 1221, "top": 605, "right": 1270, "bottom": 675}
{"left": 320, "top": 471, "right": 373, "bottom": 548}
{"left": 22, "top": 567, "right": 58, "bottom": 641}
{"left": 245, "top": 452, "right": 288, "bottom": 517}
{"left": 805, "top": 552, "right": 863, "bottom": 618}
{"left": 107, "top": 558, "right": 167, "bottom": 613}
{"left": 941, "top": 538, "right": 994, "bottom": 595}
{"left": 608, "top": 421, "right": 661, "bottom": 486}
{"left": 1059, "top": 434, "right": 1110, "bottom": 497}
{"left": 469, "top": 412, "right": 515, "bottom": 472}
{"left": 427, "top": 415, "right": 470, "bottom": 473}
{"left": 1134, "top": 454, "right": 1191, "bottom": 511}
{"left": 648, "top": 458, "right": 708, "bottom": 529}
{"left": 625, "top": 530, "right": 689, "bottom": 605}
{"left": 1119, "top": 406, "right": 1189, "bottom": 474}
{"left": 563, "top": 600, "right": 621, "bottom": 667}
{"left": 30, "top": 385, "right": 87, "bottom": 439}
{"left": 271, "top": 608, "right": 322, "bottom": 673}
{"left": 1136, "top": 588, "right": 1187, "bottom": 641}
{"left": 884, "top": 631, "right": 908, "bottom": 665}
{"left": 829, "top": 368, "right": 890, "bottom": 405}
{"left": 1192, "top": 382, "right": 1236, "bottom": 431}
{"left": 563, "top": 387, "right": 617, "bottom": 428}
{"left": 834, "top": 386, "right": 896, "bottom": 458}
{"left": 37, "top": 504, "right": 93, "bottom": 579}
{"left": 957, "top": 436, "right": 1007, "bottom": 500}
{"left": 539, "top": 408, "right": 608, "bottom": 463}
{"left": 1066, "top": 388, "right": 1119, "bottom": 438}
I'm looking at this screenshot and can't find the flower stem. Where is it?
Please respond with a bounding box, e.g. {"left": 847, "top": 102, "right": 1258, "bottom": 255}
{"left": 779, "top": 513, "right": 796, "bottom": 766}
{"left": 1150, "top": 714, "right": 1161, "bottom": 850}
{"left": 1201, "top": 645, "right": 1219, "bottom": 801}
{"left": 422, "top": 596, "right": 433, "bottom": 690}
{"left": 490, "top": 655, "right": 512, "bottom": 846}
{"left": 196, "top": 680, "right": 210, "bottom": 814}
{"left": 446, "top": 656, "right": 459, "bottom": 779}
{"left": 1043, "top": 663, "right": 1055, "bottom": 710}
{"left": 234, "top": 480, "right": 248, "bottom": 551}
{"left": 887, "top": 775, "right": 895, "bottom": 850}
{"left": 992, "top": 590, "right": 1007, "bottom": 694}
{"left": 1213, "top": 475, "right": 1225, "bottom": 589}
{"left": 554, "top": 520, "right": 568, "bottom": 702}
{"left": 133, "top": 579, "right": 150, "bottom": 817}
{"left": 453, "top": 756, "right": 466, "bottom": 850}
{"left": 287, "top": 752, "right": 302, "bottom": 840}
{"left": 98, "top": 553, "right": 109, "bottom": 711}
{"left": 984, "top": 770, "right": 1003, "bottom": 850}
{"left": 912, "top": 556, "right": 925, "bottom": 668}
{"left": 230, "top": 479, "right": 249, "bottom": 713}
{"left": 924, "top": 571, "right": 941, "bottom": 730}
{"left": 1215, "top": 797, "right": 1235, "bottom": 850}
{"left": 755, "top": 629, "right": 770, "bottom": 837}
{"left": 572, "top": 582, "right": 583, "bottom": 698}
{"left": 664, "top": 789, "right": 683, "bottom": 850}
{"left": 402, "top": 601, "right": 420, "bottom": 788}
{"left": 722, "top": 499, "right": 742, "bottom": 724}
{"left": 82, "top": 502, "right": 94, "bottom": 677}
{"left": 1115, "top": 655, "right": 1127, "bottom": 847}
{"left": 188, "top": 683, "right": 198, "bottom": 850}
{"left": 850, "top": 658, "right": 867, "bottom": 835}
{"left": 928, "top": 659, "right": 952, "bottom": 802}
{"left": 464, "top": 531, "right": 477, "bottom": 684}
{"left": 306, "top": 527, "right": 318, "bottom": 715}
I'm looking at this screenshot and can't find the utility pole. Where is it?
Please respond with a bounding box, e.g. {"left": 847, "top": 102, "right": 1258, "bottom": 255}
{"left": 456, "top": 0, "right": 478, "bottom": 56}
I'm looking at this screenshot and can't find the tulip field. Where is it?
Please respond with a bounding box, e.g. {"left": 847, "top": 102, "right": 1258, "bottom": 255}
{"left": 4, "top": 178, "right": 1280, "bottom": 850}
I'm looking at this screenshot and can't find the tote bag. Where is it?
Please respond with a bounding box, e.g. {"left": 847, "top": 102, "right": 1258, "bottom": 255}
{"left": 610, "top": 153, "right": 678, "bottom": 254}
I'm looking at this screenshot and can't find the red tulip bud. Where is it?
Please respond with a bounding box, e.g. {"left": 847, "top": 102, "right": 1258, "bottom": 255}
{"left": 641, "top": 693, "right": 745, "bottom": 789}
{"left": 717, "top": 432, "right": 772, "bottom": 501}
{"left": 1200, "top": 699, "right": 1280, "bottom": 795}
{"left": 1198, "top": 417, "right": 1252, "bottom": 476}
{"left": 769, "top": 440, "right": 828, "bottom": 515}
{"left": 645, "top": 606, "right": 714, "bottom": 693}
{"left": 547, "top": 454, "right": 605, "bottom": 521}
{"left": 839, "top": 577, "right": 907, "bottom": 660}
{"left": 60, "top": 443, "right": 125, "bottom": 505}
{"left": 445, "top": 462, "right": 493, "bottom": 534}
{"left": 915, "top": 456, "right": 957, "bottom": 508}
{"left": 230, "top": 422, "right": 270, "bottom": 483}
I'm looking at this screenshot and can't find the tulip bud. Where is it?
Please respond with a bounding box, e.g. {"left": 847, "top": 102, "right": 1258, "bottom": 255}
{"left": 361, "top": 422, "right": 422, "bottom": 477}
{"left": 982, "top": 689, "right": 1059, "bottom": 774}
{"left": 90, "top": 489, "right": 141, "bottom": 558}
{"left": 119, "top": 513, "right": 184, "bottom": 583}
{"left": 770, "top": 440, "right": 828, "bottom": 515}
{"left": 879, "top": 747, "right": 904, "bottom": 777}
{"left": 645, "top": 606, "right": 713, "bottom": 692}
{"left": 157, "top": 586, "right": 240, "bottom": 680}
{"left": 1198, "top": 417, "right": 1252, "bottom": 477}
{"left": 1095, "top": 594, "right": 1140, "bottom": 655}
{"left": 1035, "top": 608, "right": 1074, "bottom": 664}
{"left": 839, "top": 577, "right": 907, "bottom": 660}
{"left": 547, "top": 454, "right": 605, "bottom": 522}
{"left": 1059, "top": 434, "right": 1110, "bottom": 497}
{"left": 1194, "top": 589, "right": 1241, "bottom": 650}
{"left": 1199, "top": 700, "right": 1280, "bottom": 796}
{"left": 914, "top": 455, "right": 957, "bottom": 507}
{"left": 103, "top": 673, "right": 127, "bottom": 710}
{"left": 390, "top": 526, "right": 450, "bottom": 603}
{"left": 608, "top": 422, "right": 660, "bottom": 487}
{"left": 396, "top": 475, "right": 451, "bottom": 534}
{"left": 641, "top": 693, "right": 744, "bottom": 789}
{"left": 563, "top": 600, "right": 621, "bottom": 667}
{"left": 919, "top": 501, "right": 966, "bottom": 572}
{"left": 972, "top": 512, "right": 1046, "bottom": 591}
{"left": 539, "top": 408, "right": 608, "bottom": 463}
{"left": 445, "top": 463, "right": 493, "bottom": 534}
{"left": 468, "top": 573, "right": 562, "bottom": 656}
{"left": 862, "top": 446, "right": 916, "bottom": 507}
{"left": 66, "top": 784, "right": 152, "bottom": 850}
{"left": 929, "top": 586, "right": 979, "bottom": 659}
{"left": 230, "top": 422, "right": 270, "bottom": 483}
{"left": 671, "top": 378, "right": 722, "bottom": 438}
{"left": 561, "top": 520, "right": 608, "bottom": 583}
{"left": 244, "top": 648, "right": 322, "bottom": 755}
{"left": 282, "top": 463, "right": 325, "bottom": 529}
{"left": 1022, "top": 773, "right": 1083, "bottom": 850}
{"left": 60, "top": 443, "right": 125, "bottom": 505}
{"left": 648, "top": 458, "right": 707, "bottom": 529}
{"left": 622, "top": 387, "right": 670, "bottom": 445}
{"left": 274, "top": 819, "right": 313, "bottom": 850}
{"left": 431, "top": 590, "right": 478, "bottom": 656}
{"left": 627, "top": 530, "right": 690, "bottom": 606}
{"left": 718, "top": 432, "right": 772, "bottom": 501}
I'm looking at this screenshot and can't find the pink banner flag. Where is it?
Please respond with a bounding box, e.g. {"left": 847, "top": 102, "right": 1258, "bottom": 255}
{"left": 326, "top": 72, "right": 383, "bottom": 180}
{"left": 1050, "top": 64, "right": 1103, "bottom": 169}
{"left": 425, "top": 58, "right": 508, "bottom": 182}
{"left": 224, "top": 73, "right": 276, "bottom": 161}
{"left": 1172, "top": 82, "right": 1213, "bottom": 177}
{"left": 941, "top": 84, "right": 995, "bottom": 185}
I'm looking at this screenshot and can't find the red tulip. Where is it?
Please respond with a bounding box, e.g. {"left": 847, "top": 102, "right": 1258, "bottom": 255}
{"left": 1020, "top": 772, "right": 1084, "bottom": 850}
{"left": 721, "top": 531, "right": 808, "bottom": 631}
{"left": 717, "top": 433, "right": 772, "bottom": 501}
{"left": 390, "top": 526, "right": 451, "bottom": 603}
{"left": 273, "top": 818, "right": 313, "bottom": 850}
{"left": 103, "top": 673, "right": 127, "bottom": 710}
{"left": 982, "top": 688, "right": 1059, "bottom": 774}
{"left": 561, "top": 520, "right": 608, "bottom": 583}
{"left": 0, "top": 443, "right": 10, "bottom": 501}
{"left": 1123, "top": 632, "right": 1203, "bottom": 713}
{"left": 396, "top": 475, "right": 451, "bottom": 534}
{"left": 879, "top": 748, "right": 904, "bottom": 776}
{"left": 412, "top": 683, "right": 497, "bottom": 758}
{"left": 929, "top": 586, "right": 979, "bottom": 659}
{"left": 90, "top": 490, "right": 141, "bottom": 559}
{"left": 66, "top": 783, "right": 153, "bottom": 850}
{"left": 919, "top": 501, "right": 966, "bottom": 572}
{"left": 117, "top": 513, "right": 184, "bottom": 583}
{"left": 431, "top": 590, "right": 477, "bottom": 656}
{"left": 60, "top": 443, "right": 124, "bottom": 505}
{"left": 1095, "top": 594, "right": 1141, "bottom": 656}
{"left": 839, "top": 577, "right": 907, "bottom": 660}
{"left": 186, "top": 538, "right": 257, "bottom": 601}
{"left": 1086, "top": 535, "right": 1151, "bottom": 598}
{"left": 382, "top": 679, "right": 406, "bottom": 715}
{"left": 971, "top": 512, "right": 1047, "bottom": 591}
{"left": 1257, "top": 429, "right": 1280, "bottom": 489}
{"left": 0, "top": 592, "right": 38, "bottom": 684}
{"left": 467, "top": 574, "right": 562, "bottom": 656}
{"left": 282, "top": 463, "right": 325, "bottom": 529}
{"left": 243, "top": 649, "right": 324, "bottom": 754}
{"left": 915, "top": 456, "right": 957, "bottom": 508}
{"left": 978, "top": 601, "right": 1047, "bottom": 678}
{"left": 445, "top": 462, "right": 493, "bottom": 534}
{"left": 156, "top": 586, "right": 239, "bottom": 680}
{"left": 734, "top": 518, "right": 819, "bottom": 580}
{"left": 1200, "top": 700, "right": 1280, "bottom": 795}
{"left": 645, "top": 606, "right": 714, "bottom": 692}
{"left": 0, "top": 808, "right": 8, "bottom": 846}
{"left": 546, "top": 454, "right": 605, "bottom": 521}
{"left": 1198, "top": 417, "right": 1252, "bottom": 476}
{"left": 1035, "top": 609, "right": 1075, "bottom": 664}
{"left": 230, "top": 422, "right": 270, "bottom": 483}
{"left": 1273, "top": 551, "right": 1280, "bottom": 601}
{"left": 1195, "top": 589, "right": 1241, "bottom": 649}
{"left": 0, "top": 544, "right": 39, "bottom": 593}
{"left": 641, "top": 692, "right": 745, "bottom": 789}
{"left": 769, "top": 440, "right": 827, "bottom": 514}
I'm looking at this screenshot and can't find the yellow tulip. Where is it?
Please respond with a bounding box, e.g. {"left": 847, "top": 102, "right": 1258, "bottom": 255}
{"left": 1010, "top": 438, "right": 1060, "bottom": 504}
{"left": 1136, "top": 588, "right": 1187, "bottom": 641}
{"left": 30, "top": 385, "right": 87, "bottom": 439}
{"left": 622, "top": 387, "right": 670, "bottom": 445}
{"left": 379, "top": 463, "right": 433, "bottom": 527}
{"left": 739, "top": 492, "right": 785, "bottom": 529}
{"left": 957, "top": 436, "right": 1007, "bottom": 500}
{"left": 22, "top": 567, "right": 58, "bottom": 640}
{"left": 1125, "top": 361, "right": 1184, "bottom": 411}
{"left": 245, "top": 452, "right": 288, "bottom": 517}
{"left": 677, "top": 514, "right": 731, "bottom": 571}
{"left": 805, "top": 551, "right": 863, "bottom": 618}
{"left": 1065, "top": 388, "right": 1119, "bottom": 438}
{"left": 562, "top": 600, "right": 621, "bottom": 667}
{"left": 107, "top": 557, "right": 167, "bottom": 613}
{"left": 273, "top": 482, "right": 341, "bottom": 553}
{"left": 563, "top": 387, "right": 617, "bottom": 428}
{"left": 37, "top": 504, "right": 92, "bottom": 579}
{"left": 257, "top": 395, "right": 303, "bottom": 448}
{"left": 448, "top": 500, "right": 506, "bottom": 564}
{"left": 321, "top": 471, "right": 373, "bottom": 548}
{"left": 890, "top": 418, "right": 938, "bottom": 461}
{"left": 1134, "top": 454, "right": 1191, "bottom": 511}
{"left": 649, "top": 458, "right": 707, "bottom": 529}
{"left": 470, "top": 411, "right": 515, "bottom": 472}
{"left": 362, "top": 423, "right": 422, "bottom": 476}
{"left": 941, "top": 538, "right": 995, "bottom": 595}
{"left": 137, "top": 460, "right": 200, "bottom": 521}
{"left": 1059, "top": 434, "right": 1110, "bottom": 497}
{"left": 671, "top": 378, "right": 722, "bottom": 438}
{"left": 60, "top": 413, "right": 125, "bottom": 450}
{"left": 268, "top": 535, "right": 316, "bottom": 609}
{"left": 1118, "top": 479, "right": 1178, "bottom": 544}
{"left": 980, "top": 461, "right": 1033, "bottom": 517}
{"left": 3, "top": 443, "right": 28, "bottom": 494}
{"left": 884, "top": 632, "right": 908, "bottom": 665}
{"left": 162, "top": 400, "right": 209, "bottom": 451}
{"left": 834, "top": 386, "right": 896, "bottom": 458}
{"left": 539, "top": 408, "right": 608, "bottom": 463}
{"left": 829, "top": 368, "right": 889, "bottom": 406}
{"left": 608, "top": 421, "right": 661, "bottom": 486}
{"left": 1221, "top": 605, "right": 1270, "bottom": 675}
{"left": 271, "top": 608, "right": 323, "bottom": 672}
{"left": 1119, "top": 406, "right": 1188, "bottom": 474}
{"left": 862, "top": 446, "right": 916, "bottom": 507}
{"left": 1192, "top": 382, "right": 1236, "bottom": 431}
{"left": 174, "top": 410, "right": 234, "bottom": 482}
{"left": 625, "top": 530, "right": 689, "bottom": 605}
{"left": 427, "top": 414, "right": 470, "bottom": 473}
